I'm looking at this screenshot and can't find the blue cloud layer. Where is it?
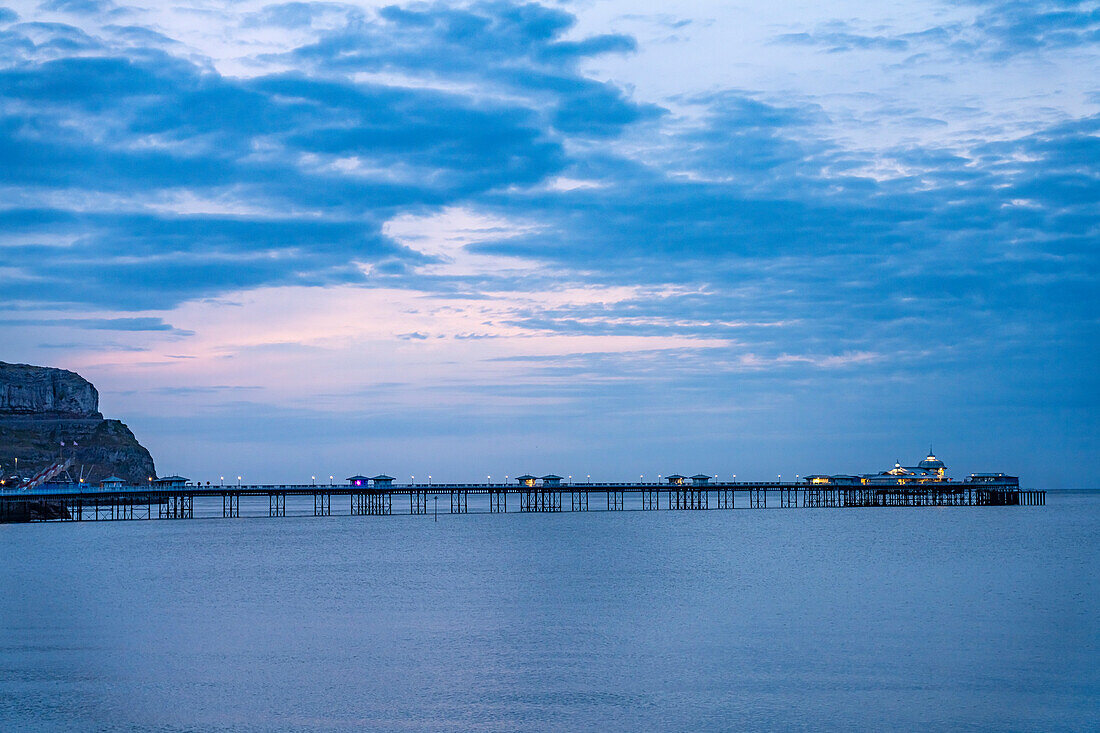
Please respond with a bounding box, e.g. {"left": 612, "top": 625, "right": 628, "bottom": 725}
{"left": 777, "top": 1, "right": 1100, "bottom": 59}
{"left": 0, "top": 2, "right": 1093, "bottom": 319}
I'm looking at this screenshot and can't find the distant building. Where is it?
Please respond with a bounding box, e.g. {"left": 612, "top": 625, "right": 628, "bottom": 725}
{"left": 346, "top": 475, "right": 370, "bottom": 487}
{"left": 516, "top": 474, "right": 538, "bottom": 487}
{"left": 666, "top": 474, "right": 687, "bottom": 485}
{"left": 370, "top": 475, "right": 395, "bottom": 487}
{"left": 100, "top": 476, "right": 126, "bottom": 488}
{"left": 864, "top": 451, "right": 948, "bottom": 485}
{"left": 154, "top": 476, "right": 189, "bottom": 488}
{"left": 540, "top": 474, "right": 563, "bottom": 487}
{"left": 691, "top": 474, "right": 712, "bottom": 486}
{"left": 803, "top": 451, "right": 1013, "bottom": 486}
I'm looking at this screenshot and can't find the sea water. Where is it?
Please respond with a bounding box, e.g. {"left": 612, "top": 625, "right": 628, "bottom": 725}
{"left": 2, "top": 492, "right": 1097, "bottom": 731}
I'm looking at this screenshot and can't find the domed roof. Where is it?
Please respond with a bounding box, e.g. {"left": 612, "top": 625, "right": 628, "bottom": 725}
{"left": 918, "top": 451, "right": 945, "bottom": 470}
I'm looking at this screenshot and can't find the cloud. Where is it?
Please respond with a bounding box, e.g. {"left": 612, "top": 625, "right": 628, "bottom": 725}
{"left": 10, "top": 19, "right": 103, "bottom": 52}
{"left": 775, "top": 31, "right": 910, "bottom": 53}
{"left": 283, "top": 2, "right": 654, "bottom": 137}
{"left": 966, "top": 0, "right": 1100, "bottom": 58}
{"left": 0, "top": 316, "right": 191, "bottom": 333}
{"left": 246, "top": 2, "right": 362, "bottom": 30}
{"left": 777, "top": 3, "right": 1100, "bottom": 60}
{"left": 38, "top": 0, "right": 115, "bottom": 14}
{"left": 1, "top": 1, "right": 1094, "bottom": 333}
{"left": 0, "top": 2, "right": 664, "bottom": 310}
{"left": 0, "top": 208, "right": 420, "bottom": 308}
{"left": 37, "top": 341, "right": 149, "bottom": 351}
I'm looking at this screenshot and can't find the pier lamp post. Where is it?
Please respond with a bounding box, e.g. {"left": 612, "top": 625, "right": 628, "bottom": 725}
{"left": 587, "top": 474, "right": 590, "bottom": 484}
{"left": 329, "top": 475, "right": 333, "bottom": 486}
{"left": 487, "top": 475, "right": 491, "bottom": 485}
{"left": 311, "top": 475, "right": 316, "bottom": 486}
{"left": 411, "top": 475, "right": 415, "bottom": 485}
{"left": 428, "top": 475, "right": 432, "bottom": 486}
{"left": 237, "top": 476, "right": 241, "bottom": 488}
{"left": 220, "top": 476, "right": 224, "bottom": 487}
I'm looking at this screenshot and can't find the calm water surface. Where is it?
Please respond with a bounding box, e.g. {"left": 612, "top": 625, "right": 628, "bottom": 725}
{"left": 2, "top": 492, "right": 1097, "bottom": 731}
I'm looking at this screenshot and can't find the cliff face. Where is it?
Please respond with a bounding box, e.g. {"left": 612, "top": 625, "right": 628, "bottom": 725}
{"left": 0, "top": 362, "right": 155, "bottom": 484}
{"left": 0, "top": 362, "right": 102, "bottom": 418}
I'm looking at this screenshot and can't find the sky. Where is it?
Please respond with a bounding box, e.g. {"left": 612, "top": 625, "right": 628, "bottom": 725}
{"left": 0, "top": 0, "right": 1097, "bottom": 487}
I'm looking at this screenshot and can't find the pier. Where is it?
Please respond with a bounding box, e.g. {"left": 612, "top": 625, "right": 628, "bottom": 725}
{"left": 0, "top": 478, "right": 1043, "bottom": 523}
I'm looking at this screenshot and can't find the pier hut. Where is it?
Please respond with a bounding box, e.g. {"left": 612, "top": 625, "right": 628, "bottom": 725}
{"left": 541, "top": 474, "right": 563, "bottom": 487}
{"left": 666, "top": 474, "right": 687, "bottom": 486}
{"left": 100, "top": 476, "right": 126, "bottom": 489}
{"left": 370, "top": 475, "right": 395, "bottom": 488}
{"left": 346, "top": 475, "right": 370, "bottom": 487}
{"left": 691, "top": 474, "right": 712, "bottom": 486}
{"left": 154, "top": 476, "right": 189, "bottom": 488}
{"left": 516, "top": 474, "right": 538, "bottom": 487}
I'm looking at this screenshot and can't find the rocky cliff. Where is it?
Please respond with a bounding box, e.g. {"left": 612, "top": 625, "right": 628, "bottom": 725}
{"left": 0, "top": 362, "right": 156, "bottom": 484}
{"left": 0, "top": 361, "right": 102, "bottom": 417}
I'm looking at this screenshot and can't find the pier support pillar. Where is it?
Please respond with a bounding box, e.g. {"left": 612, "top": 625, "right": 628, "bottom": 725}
{"left": 571, "top": 492, "right": 588, "bottom": 511}
{"left": 269, "top": 493, "right": 286, "bottom": 517}
{"left": 750, "top": 488, "right": 765, "bottom": 508}
{"left": 642, "top": 490, "right": 658, "bottom": 510}
{"left": 314, "top": 493, "right": 330, "bottom": 516}
{"left": 450, "top": 490, "right": 468, "bottom": 514}
{"left": 607, "top": 490, "right": 623, "bottom": 511}
{"left": 223, "top": 493, "right": 239, "bottom": 518}
{"left": 367, "top": 492, "right": 391, "bottom": 515}
{"left": 670, "top": 489, "right": 706, "bottom": 510}
{"left": 521, "top": 491, "right": 561, "bottom": 512}
{"left": 160, "top": 494, "right": 193, "bottom": 519}
{"left": 719, "top": 488, "right": 734, "bottom": 509}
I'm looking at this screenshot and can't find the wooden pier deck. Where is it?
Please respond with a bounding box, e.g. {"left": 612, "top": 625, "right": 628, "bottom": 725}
{"left": 0, "top": 480, "right": 1043, "bottom": 523}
